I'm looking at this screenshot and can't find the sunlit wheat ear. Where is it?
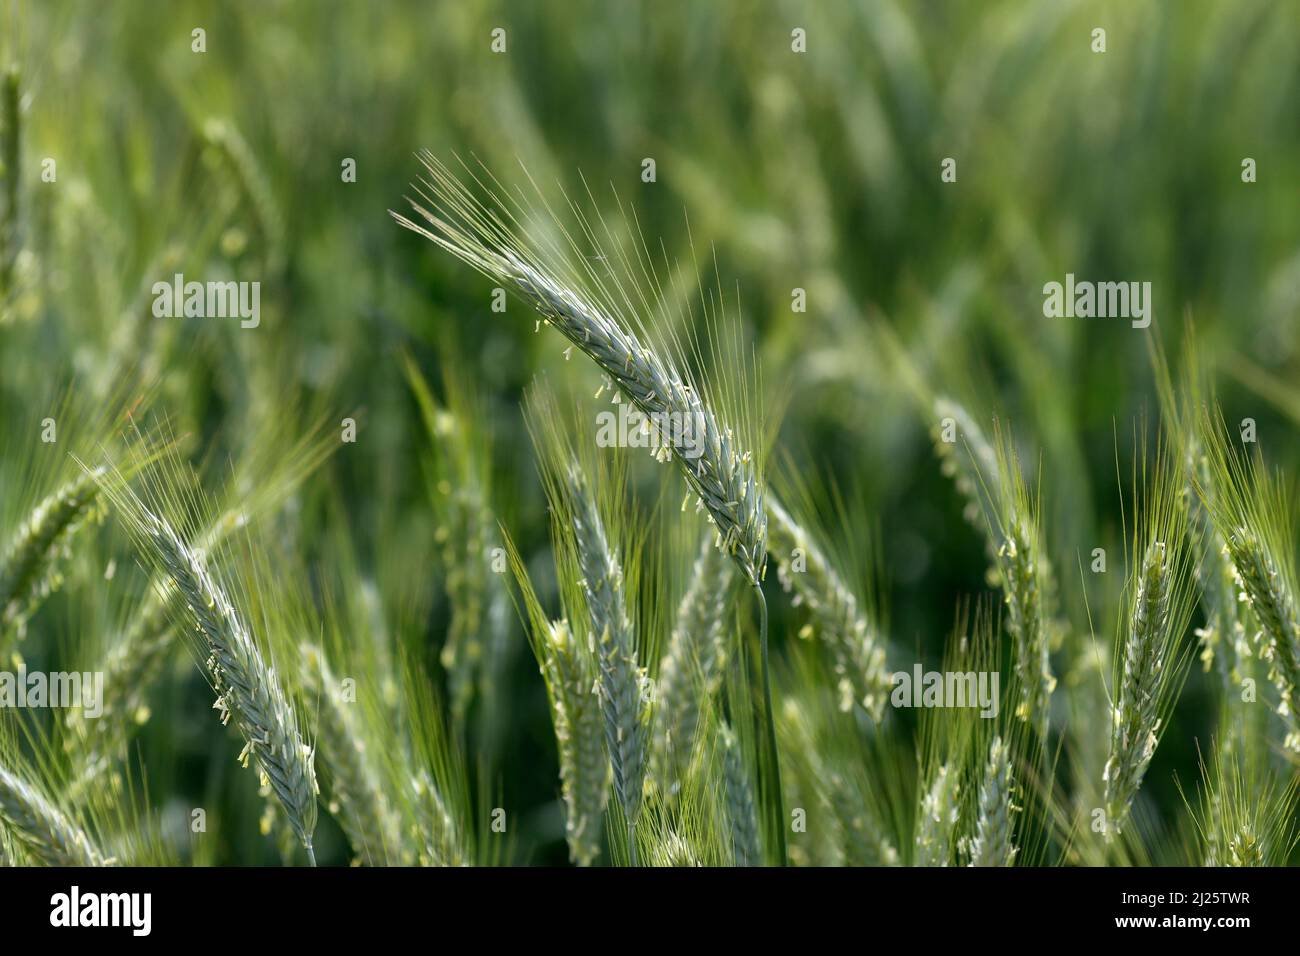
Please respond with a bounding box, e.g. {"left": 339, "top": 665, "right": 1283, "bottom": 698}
{"left": 649, "top": 831, "right": 702, "bottom": 867}
{"left": 0, "top": 764, "right": 105, "bottom": 866}
{"left": 0, "top": 468, "right": 106, "bottom": 641}
{"left": 968, "top": 736, "right": 1017, "bottom": 867}
{"left": 90, "top": 472, "right": 319, "bottom": 862}
{"left": 391, "top": 154, "right": 767, "bottom": 586}
{"left": 302, "top": 645, "right": 402, "bottom": 865}
{"left": 914, "top": 763, "right": 960, "bottom": 867}
{"left": 767, "top": 498, "right": 891, "bottom": 720}
{"left": 718, "top": 722, "right": 761, "bottom": 866}
{"left": 653, "top": 532, "right": 735, "bottom": 783}
{"left": 67, "top": 510, "right": 245, "bottom": 782}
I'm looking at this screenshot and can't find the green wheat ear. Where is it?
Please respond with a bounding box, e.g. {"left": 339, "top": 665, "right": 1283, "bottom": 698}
{"left": 0, "top": 763, "right": 105, "bottom": 867}
{"left": 653, "top": 531, "right": 735, "bottom": 787}
{"left": 718, "top": 721, "right": 762, "bottom": 866}
{"left": 302, "top": 644, "right": 403, "bottom": 865}
{"left": 394, "top": 157, "right": 787, "bottom": 861}
{"left": 0, "top": 468, "right": 106, "bottom": 644}
{"left": 505, "top": 533, "right": 609, "bottom": 867}
{"left": 1195, "top": 404, "right": 1300, "bottom": 750}
{"left": 86, "top": 461, "right": 319, "bottom": 864}
{"left": 968, "top": 736, "right": 1017, "bottom": 867}
{"left": 767, "top": 496, "right": 891, "bottom": 720}
{"left": 1102, "top": 437, "right": 1198, "bottom": 838}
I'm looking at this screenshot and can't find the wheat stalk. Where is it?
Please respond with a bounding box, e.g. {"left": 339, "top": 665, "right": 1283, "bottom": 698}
{"left": 653, "top": 533, "right": 735, "bottom": 783}
{"left": 0, "top": 764, "right": 105, "bottom": 866}
{"left": 768, "top": 497, "right": 891, "bottom": 719}
{"left": 68, "top": 423, "right": 336, "bottom": 779}
{"left": 1187, "top": 451, "right": 1252, "bottom": 688}
{"left": 1194, "top": 408, "right": 1300, "bottom": 749}
{"left": 968, "top": 736, "right": 1017, "bottom": 867}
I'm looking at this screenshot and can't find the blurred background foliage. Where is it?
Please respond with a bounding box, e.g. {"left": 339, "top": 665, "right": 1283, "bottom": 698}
{"left": 1, "top": 0, "right": 1298, "bottom": 863}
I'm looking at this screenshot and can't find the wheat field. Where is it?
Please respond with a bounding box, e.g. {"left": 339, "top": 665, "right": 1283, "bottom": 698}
{"left": 1, "top": 0, "right": 1299, "bottom": 869}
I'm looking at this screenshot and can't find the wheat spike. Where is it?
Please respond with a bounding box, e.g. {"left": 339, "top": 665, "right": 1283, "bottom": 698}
{"left": 569, "top": 484, "right": 646, "bottom": 832}
{"left": 653, "top": 533, "right": 735, "bottom": 782}
{"left": 719, "top": 722, "right": 761, "bottom": 867}
{"left": 1224, "top": 529, "right": 1300, "bottom": 748}
{"left": 915, "top": 763, "right": 960, "bottom": 867}
{"left": 391, "top": 156, "right": 767, "bottom": 587}
{"left": 0, "top": 468, "right": 105, "bottom": 641}
{"left": 1103, "top": 541, "right": 1173, "bottom": 832}
{"left": 768, "top": 497, "right": 891, "bottom": 719}
{"left": 111, "top": 495, "right": 319, "bottom": 861}
{"left": 540, "top": 619, "right": 609, "bottom": 866}
{"left": 0, "top": 763, "right": 104, "bottom": 866}
{"left": 968, "top": 736, "right": 1017, "bottom": 867}
{"left": 303, "top": 645, "right": 403, "bottom": 865}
